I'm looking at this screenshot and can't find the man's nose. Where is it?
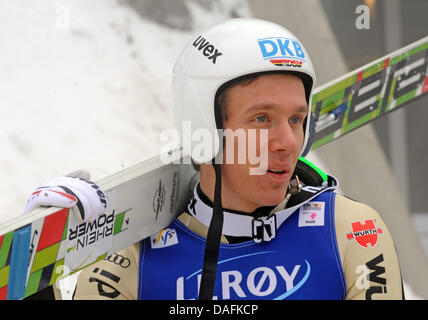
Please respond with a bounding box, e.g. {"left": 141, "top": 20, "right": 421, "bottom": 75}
{"left": 269, "top": 120, "right": 299, "bottom": 154}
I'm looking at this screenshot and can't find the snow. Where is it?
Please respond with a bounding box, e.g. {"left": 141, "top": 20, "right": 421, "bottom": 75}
{"left": 0, "top": 0, "right": 248, "bottom": 225}
{"left": 0, "top": 0, "right": 422, "bottom": 300}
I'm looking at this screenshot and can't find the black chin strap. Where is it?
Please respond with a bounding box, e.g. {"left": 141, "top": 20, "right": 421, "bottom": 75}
{"left": 198, "top": 161, "right": 223, "bottom": 300}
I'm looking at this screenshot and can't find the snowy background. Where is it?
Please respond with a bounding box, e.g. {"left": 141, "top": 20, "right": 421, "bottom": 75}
{"left": 0, "top": 0, "right": 249, "bottom": 223}
{"left": 0, "top": 0, "right": 425, "bottom": 299}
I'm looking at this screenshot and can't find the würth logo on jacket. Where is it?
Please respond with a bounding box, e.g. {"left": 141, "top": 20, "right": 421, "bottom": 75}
{"left": 193, "top": 35, "right": 222, "bottom": 64}
{"left": 346, "top": 219, "right": 383, "bottom": 248}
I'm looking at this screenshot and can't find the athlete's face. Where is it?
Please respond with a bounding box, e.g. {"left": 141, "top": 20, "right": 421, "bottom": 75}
{"left": 200, "top": 73, "right": 308, "bottom": 212}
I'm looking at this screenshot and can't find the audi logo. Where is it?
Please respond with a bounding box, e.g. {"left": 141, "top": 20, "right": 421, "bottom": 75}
{"left": 105, "top": 253, "right": 131, "bottom": 268}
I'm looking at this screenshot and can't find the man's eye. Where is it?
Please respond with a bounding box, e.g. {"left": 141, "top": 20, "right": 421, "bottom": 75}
{"left": 255, "top": 115, "right": 267, "bottom": 123}
{"left": 290, "top": 116, "right": 302, "bottom": 124}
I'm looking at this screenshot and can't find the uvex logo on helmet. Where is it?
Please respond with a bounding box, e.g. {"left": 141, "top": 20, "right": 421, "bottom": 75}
{"left": 257, "top": 37, "right": 305, "bottom": 68}
{"left": 192, "top": 35, "right": 223, "bottom": 64}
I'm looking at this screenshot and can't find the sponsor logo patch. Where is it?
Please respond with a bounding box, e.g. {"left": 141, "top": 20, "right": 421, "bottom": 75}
{"left": 151, "top": 228, "right": 178, "bottom": 249}
{"left": 298, "top": 202, "right": 325, "bottom": 227}
{"left": 346, "top": 219, "right": 383, "bottom": 248}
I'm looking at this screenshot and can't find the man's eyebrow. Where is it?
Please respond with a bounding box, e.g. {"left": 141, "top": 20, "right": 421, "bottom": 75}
{"left": 245, "top": 103, "right": 308, "bottom": 114}
{"left": 295, "top": 105, "right": 309, "bottom": 113}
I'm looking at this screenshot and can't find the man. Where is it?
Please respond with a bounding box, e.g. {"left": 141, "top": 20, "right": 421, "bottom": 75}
{"left": 26, "top": 18, "right": 404, "bottom": 300}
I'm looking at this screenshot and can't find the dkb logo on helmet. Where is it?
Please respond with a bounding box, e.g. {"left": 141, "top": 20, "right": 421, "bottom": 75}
{"left": 257, "top": 37, "right": 305, "bottom": 67}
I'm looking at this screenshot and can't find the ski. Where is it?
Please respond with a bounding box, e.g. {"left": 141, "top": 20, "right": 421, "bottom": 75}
{"left": 1, "top": 35, "right": 427, "bottom": 300}
{"left": 310, "top": 35, "right": 428, "bottom": 150}
{"left": 0, "top": 155, "right": 196, "bottom": 300}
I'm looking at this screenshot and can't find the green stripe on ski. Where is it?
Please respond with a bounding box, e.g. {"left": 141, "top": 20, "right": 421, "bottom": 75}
{"left": 362, "top": 60, "right": 386, "bottom": 79}
{"left": 396, "top": 90, "right": 417, "bottom": 107}
{"left": 97, "top": 252, "right": 108, "bottom": 262}
{"left": 69, "top": 252, "right": 108, "bottom": 277}
{"left": 391, "top": 42, "right": 428, "bottom": 64}
{"left": 50, "top": 260, "right": 65, "bottom": 285}
{"left": 384, "top": 78, "right": 398, "bottom": 113}
{"left": 114, "top": 212, "right": 125, "bottom": 235}
{"left": 31, "top": 243, "right": 61, "bottom": 273}
{"left": 312, "top": 133, "right": 335, "bottom": 150}
{"left": 24, "top": 269, "right": 43, "bottom": 298}
{"left": 314, "top": 74, "right": 356, "bottom": 103}
{"left": 25, "top": 259, "right": 66, "bottom": 297}
{"left": 345, "top": 112, "right": 376, "bottom": 133}
{"left": 0, "top": 232, "right": 13, "bottom": 268}
{"left": 320, "top": 90, "right": 346, "bottom": 116}
{"left": 0, "top": 266, "right": 10, "bottom": 288}
{"left": 61, "top": 217, "right": 68, "bottom": 241}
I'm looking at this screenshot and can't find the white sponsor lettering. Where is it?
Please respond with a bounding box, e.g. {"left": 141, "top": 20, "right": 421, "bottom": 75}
{"left": 176, "top": 264, "right": 301, "bottom": 300}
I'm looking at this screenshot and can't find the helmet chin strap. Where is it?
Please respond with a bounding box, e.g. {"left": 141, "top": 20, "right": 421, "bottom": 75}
{"left": 198, "top": 114, "right": 224, "bottom": 300}
{"left": 198, "top": 159, "right": 224, "bottom": 300}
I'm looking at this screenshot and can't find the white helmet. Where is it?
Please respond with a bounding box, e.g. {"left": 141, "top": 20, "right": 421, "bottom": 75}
{"left": 171, "top": 18, "right": 316, "bottom": 163}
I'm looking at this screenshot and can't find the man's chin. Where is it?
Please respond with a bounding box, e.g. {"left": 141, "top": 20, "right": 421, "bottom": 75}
{"left": 256, "top": 190, "right": 288, "bottom": 208}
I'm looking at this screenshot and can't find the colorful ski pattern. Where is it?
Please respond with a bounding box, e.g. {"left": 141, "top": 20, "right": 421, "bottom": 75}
{"left": 311, "top": 36, "right": 428, "bottom": 149}
{"left": 0, "top": 208, "right": 67, "bottom": 299}
{"left": 0, "top": 208, "right": 131, "bottom": 299}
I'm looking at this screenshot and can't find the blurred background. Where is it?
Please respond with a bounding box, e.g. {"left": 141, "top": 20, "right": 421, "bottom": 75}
{"left": 0, "top": 0, "right": 427, "bottom": 299}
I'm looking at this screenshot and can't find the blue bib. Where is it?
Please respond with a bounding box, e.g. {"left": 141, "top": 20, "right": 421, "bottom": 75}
{"left": 138, "top": 191, "right": 346, "bottom": 300}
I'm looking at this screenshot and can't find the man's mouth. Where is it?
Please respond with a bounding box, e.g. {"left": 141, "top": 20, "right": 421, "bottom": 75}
{"left": 264, "top": 166, "right": 290, "bottom": 184}
{"left": 267, "top": 169, "right": 286, "bottom": 174}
